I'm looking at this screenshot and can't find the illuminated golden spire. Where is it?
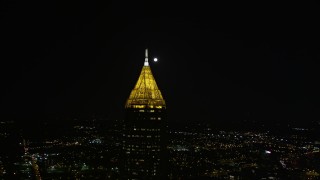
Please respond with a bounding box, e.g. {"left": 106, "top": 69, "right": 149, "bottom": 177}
{"left": 125, "top": 49, "right": 166, "bottom": 109}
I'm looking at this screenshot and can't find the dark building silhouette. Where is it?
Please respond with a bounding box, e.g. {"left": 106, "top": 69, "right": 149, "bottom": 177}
{"left": 123, "top": 49, "right": 167, "bottom": 179}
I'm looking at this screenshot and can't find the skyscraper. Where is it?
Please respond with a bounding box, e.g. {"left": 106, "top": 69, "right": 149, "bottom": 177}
{"left": 123, "top": 49, "right": 166, "bottom": 179}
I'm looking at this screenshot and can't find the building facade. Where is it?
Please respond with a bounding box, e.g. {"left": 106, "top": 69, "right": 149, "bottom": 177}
{"left": 123, "top": 49, "right": 166, "bottom": 179}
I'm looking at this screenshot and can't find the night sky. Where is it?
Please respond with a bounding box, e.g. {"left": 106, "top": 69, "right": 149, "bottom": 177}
{"left": 1, "top": 2, "right": 320, "bottom": 127}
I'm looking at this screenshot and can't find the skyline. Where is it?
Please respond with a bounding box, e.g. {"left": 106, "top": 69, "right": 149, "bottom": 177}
{"left": 1, "top": 2, "right": 320, "bottom": 127}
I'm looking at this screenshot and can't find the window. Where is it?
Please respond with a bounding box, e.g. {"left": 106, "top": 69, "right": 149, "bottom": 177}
{"left": 133, "top": 105, "right": 145, "bottom": 108}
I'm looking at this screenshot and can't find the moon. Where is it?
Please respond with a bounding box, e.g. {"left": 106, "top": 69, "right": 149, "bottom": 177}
{"left": 153, "top": 58, "right": 158, "bottom": 62}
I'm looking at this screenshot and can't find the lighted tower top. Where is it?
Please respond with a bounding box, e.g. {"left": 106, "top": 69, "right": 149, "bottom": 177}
{"left": 144, "top": 48, "right": 149, "bottom": 66}
{"left": 125, "top": 49, "right": 166, "bottom": 109}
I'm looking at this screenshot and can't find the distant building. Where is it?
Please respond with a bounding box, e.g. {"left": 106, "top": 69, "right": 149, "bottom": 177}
{"left": 123, "top": 49, "right": 166, "bottom": 179}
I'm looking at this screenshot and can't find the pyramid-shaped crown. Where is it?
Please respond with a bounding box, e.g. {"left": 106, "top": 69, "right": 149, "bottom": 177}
{"left": 125, "top": 49, "right": 166, "bottom": 109}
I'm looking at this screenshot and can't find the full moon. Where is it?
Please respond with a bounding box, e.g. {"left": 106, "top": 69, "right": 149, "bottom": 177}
{"left": 153, "top": 58, "right": 158, "bottom": 62}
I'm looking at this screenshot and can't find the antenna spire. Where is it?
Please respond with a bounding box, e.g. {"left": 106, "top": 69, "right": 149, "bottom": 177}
{"left": 144, "top": 48, "right": 149, "bottom": 66}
